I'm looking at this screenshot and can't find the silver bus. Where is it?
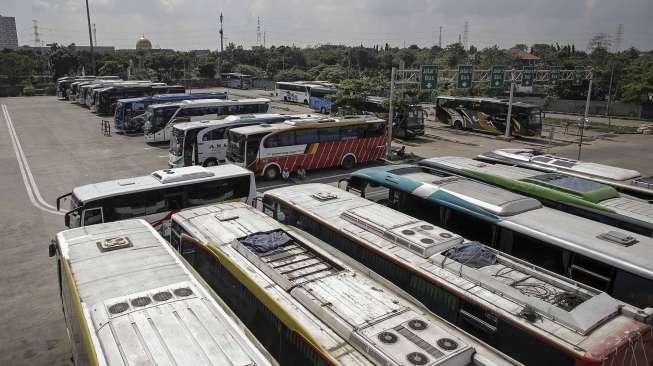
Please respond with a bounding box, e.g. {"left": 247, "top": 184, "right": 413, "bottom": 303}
{"left": 262, "top": 183, "right": 653, "bottom": 366}
{"left": 49, "top": 219, "right": 275, "bottom": 365}
{"left": 171, "top": 202, "right": 519, "bottom": 366}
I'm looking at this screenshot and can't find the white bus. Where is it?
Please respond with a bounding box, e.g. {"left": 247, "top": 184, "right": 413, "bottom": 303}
{"left": 262, "top": 183, "right": 653, "bottom": 366}
{"left": 169, "top": 113, "right": 315, "bottom": 168}
{"left": 171, "top": 202, "right": 518, "bottom": 366}
{"left": 275, "top": 81, "right": 336, "bottom": 104}
{"left": 143, "top": 98, "right": 271, "bottom": 143}
{"left": 49, "top": 219, "right": 275, "bottom": 366}
{"left": 56, "top": 165, "right": 256, "bottom": 234}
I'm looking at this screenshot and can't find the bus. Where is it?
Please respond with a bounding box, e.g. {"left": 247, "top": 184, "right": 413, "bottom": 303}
{"left": 343, "top": 164, "right": 653, "bottom": 308}
{"left": 55, "top": 164, "right": 256, "bottom": 235}
{"left": 308, "top": 86, "right": 338, "bottom": 114}
{"left": 419, "top": 156, "right": 653, "bottom": 237}
{"left": 478, "top": 148, "right": 653, "bottom": 200}
{"left": 434, "top": 96, "right": 543, "bottom": 137}
{"left": 49, "top": 219, "right": 275, "bottom": 366}
{"left": 169, "top": 113, "right": 314, "bottom": 168}
{"left": 171, "top": 202, "right": 518, "bottom": 366}
{"left": 226, "top": 116, "right": 387, "bottom": 180}
{"left": 221, "top": 72, "right": 253, "bottom": 89}
{"left": 56, "top": 76, "right": 99, "bottom": 100}
{"left": 143, "top": 98, "right": 271, "bottom": 143}
{"left": 96, "top": 83, "right": 184, "bottom": 115}
{"left": 275, "top": 81, "right": 336, "bottom": 104}
{"left": 114, "top": 92, "right": 227, "bottom": 133}
{"left": 262, "top": 183, "right": 653, "bottom": 366}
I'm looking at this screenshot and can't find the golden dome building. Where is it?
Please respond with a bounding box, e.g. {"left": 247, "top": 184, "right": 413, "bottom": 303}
{"left": 136, "top": 35, "right": 152, "bottom": 50}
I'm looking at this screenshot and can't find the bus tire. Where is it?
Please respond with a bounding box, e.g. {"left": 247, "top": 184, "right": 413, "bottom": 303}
{"left": 264, "top": 165, "right": 280, "bottom": 181}
{"left": 303, "top": 99, "right": 308, "bottom": 105}
{"left": 203, "top": 159, "right": 218, "bottom": 167}
{"left": 453, "top": 120, "right": 463, "bottom": 129}
{"left": 283, "top": 96, "right": 288, "bottom": 102}
{"left": 341, "top": 155, "right": 356, "bottom": 170}
{"left": 320, "top": 107, "right": 327, "bottom": 114}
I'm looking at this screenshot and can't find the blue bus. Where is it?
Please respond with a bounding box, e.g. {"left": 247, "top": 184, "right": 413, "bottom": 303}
{"left": 114, "top": 92, "right": 227, "bottom": 132}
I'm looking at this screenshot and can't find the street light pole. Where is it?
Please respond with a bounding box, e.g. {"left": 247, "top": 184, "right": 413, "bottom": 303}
{"left": 85, "top": 0, "right": 95, "bottom": 75}
{"left": 504, "top": 68, "right": 515, "bottom": 139}
{"left": 605, "top": 64, "right": 614, "bottom": 127}
{"left": 387, "top": 67, "right": 396, "bottom": 159}
{"left": 578, "top": 68, "right": 593, "bottom": 160}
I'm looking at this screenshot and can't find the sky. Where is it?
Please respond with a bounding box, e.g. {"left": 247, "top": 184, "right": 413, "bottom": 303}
{"left": 2, "top": 0, "right": 652, "bottom": 51}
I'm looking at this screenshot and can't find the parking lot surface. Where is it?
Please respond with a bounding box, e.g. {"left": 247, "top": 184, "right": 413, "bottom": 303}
{"left": 0, "top": 92, "right": 650, "bottom": 365}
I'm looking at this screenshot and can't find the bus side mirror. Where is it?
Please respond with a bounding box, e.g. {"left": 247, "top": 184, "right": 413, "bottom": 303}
{"left": 64, "top": 212, "right": 70, "bottom": 227}
{"left": 49, "top": 238, "right": 57, "bottom": 257}
{"left": 337, "top": 178, "right": 350, "bottom": 190}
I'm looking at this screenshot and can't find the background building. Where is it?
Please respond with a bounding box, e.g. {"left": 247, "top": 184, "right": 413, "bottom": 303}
{"left": 0, "top": 14, "right": 18, "bottom": 50}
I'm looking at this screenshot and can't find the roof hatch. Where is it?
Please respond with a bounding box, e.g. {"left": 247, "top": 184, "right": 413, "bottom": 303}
{"left": 151, "top": 166, "right": 215, "bottom": 184}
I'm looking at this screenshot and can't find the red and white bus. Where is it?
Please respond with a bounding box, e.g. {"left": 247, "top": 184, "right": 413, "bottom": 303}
{"left": 227, "top": 116, "right": 387, "bottom": 179}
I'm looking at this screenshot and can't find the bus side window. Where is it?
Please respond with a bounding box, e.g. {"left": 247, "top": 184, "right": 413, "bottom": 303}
{"left": 368, "top": 123, "right": 385, "bottom": 137}
{"left": 611, "top": 270, "right": 652, "bottom": 308}
{"left": 510, "top": 232, "right": 565, "bottom": 275}
{"left": 82, "top": 207, "right": 103, "bottom": 226}
{"left": 262, "top": 197, "right": 275, "bottom": 217}
{"left": 569, "top": 254, "right": 613, "bottom": 291}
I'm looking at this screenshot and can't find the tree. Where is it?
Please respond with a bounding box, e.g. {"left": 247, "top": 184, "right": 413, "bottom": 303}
{"left": 48, "top": 43, "right": 79, "bottom": 80}
{"left": 198, "top": 62, "right": 216, "bottom": 79}
{"left": 235, "top": 64, "right": 265, "bottom": 78}
{"left": 621, "top": 57, "right": 653, "bottom": 103}
{"left": 513, "top": 44, "right": 528, "bottom": 52}
{"left": 98, "top": 60, "right": 124, "bottom": 76}
{"left": 0, "top": 52, "right": 34, "bottom": 84}
{"left": 273, "top": 68, "right": 311, "bottom": 81}
{"left": 317, "top": 65, "right": 348, "bottom": 83}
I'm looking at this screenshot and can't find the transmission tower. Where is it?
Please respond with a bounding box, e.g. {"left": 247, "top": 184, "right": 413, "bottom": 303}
{"left": 614, "top": 24, "right": 623, "bottom": 53}
{"left": 263, "top": 31, "right": 267, "bottom": 48}
{"left": 256, "top": 17, "right": 261, "bottom": 46}
{"left": 32, "top": 19, "right": 40, "bottom": 47}
{"left": 463, "top": 21, "right": 469, "bottom": 50}
{"left": 92, "top": 23, "right": 97, "bottom": 46}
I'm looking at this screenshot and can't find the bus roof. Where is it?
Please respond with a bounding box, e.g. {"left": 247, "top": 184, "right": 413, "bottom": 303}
{"left": 435, "top": 95, "right": 539, "bottom": 109}
{"left": 229, "top": 115, "right": 384, "bottom": 136}
{"left": 117, "top": 92, "right": 227, "bottom": 105}
{"left": 262, "top": 184, "right": 653, "bottom": 357}
{"left": 56, "top": 219, "right": 273, "bottom": 366}
{"left": 173, "top": 113, "right": 317, "bottom": 131}
{"left": 176, "top": 98, "right": 271, "bottom": 108}
{"left": 173, "top": 202, "right": 517, "bottom": 366}
{"left": 352, "top": 163, "right": 653, "bottom": 280}
{"left": 72, "top": 164, "right": 252, "bottom": 203}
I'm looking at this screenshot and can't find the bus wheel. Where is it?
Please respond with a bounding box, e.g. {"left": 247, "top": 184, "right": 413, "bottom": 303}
{"left": 264, "top": 165, "right": 280, "bottom": 180}
{"left": 303, "top": 99, "right": 308, "bottom": 105}
{"left": 283, "top": 96, "right": 288, "bottom": 102}
{"left": 203, "top": 159, "right": 218, "bottom": 167}
{"left": 453, "top": 120, "right": 463, "bottom": 129}
{"left": 342, "top": 155, "right": 355, "bottom": 170}
{"left": 320, "top": 107, "right": 327, "bottom": 114}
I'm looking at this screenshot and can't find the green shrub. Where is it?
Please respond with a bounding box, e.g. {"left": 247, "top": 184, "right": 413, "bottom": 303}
{"left": 22, "top": 84, "right": 35, "bottom": 96}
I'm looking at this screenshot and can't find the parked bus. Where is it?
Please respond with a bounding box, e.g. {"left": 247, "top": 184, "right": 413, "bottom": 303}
{"left": 171, "top": 202, "right": 518, "bottom": 366}
{"left": 262, "top": 183, "right": 653, "bottom": 366}
{"left": 308, "top": 86, "right": 338, "bottom": 114}
{"left": 227, "top": 116, "right": 386, "bottom": 180}
{"left": 49, "top": 219, "right": 275, "bottom": 366}
{"left": 419, "top": 156, "right": 653, "bottom": 237}
{"left": 96, "top": 82, "right": 184, "bottom": 115}
{"left": 144, "top": 98, "right": 271, "bottom": 143}
{"left": 221, "top": 72, "right": 253, "bottom": 89}
{"left": 114, "top": 92, "right": 227, "bottom": 133}
{"left": 275, "top": 81, "right": 336, "bottom": 104}
{"left": 344, "top": 164, "right": 653, "bottom": 308}
{"left": 56, "top": 164, "right": 256, "bottom": 234}
{"left": 169, "top": 113, "right": 314, "bottom": 168}
{"left": 479, "top": 148, "right": 653, "bottom": 200}
{"left": 56, "top": 76, "right": 99, "bottom": 100}
{"left": 434, "top": 96, "right": 542, "bottom": 137}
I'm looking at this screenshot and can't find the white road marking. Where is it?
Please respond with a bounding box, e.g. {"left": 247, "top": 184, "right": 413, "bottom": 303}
{"left": 2, "top": 104, "right": 63, "bottom": 215}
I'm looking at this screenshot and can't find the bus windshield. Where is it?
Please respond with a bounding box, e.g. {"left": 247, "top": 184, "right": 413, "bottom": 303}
{"left": 148, "top": 106, "right": 179, "bottom": 131}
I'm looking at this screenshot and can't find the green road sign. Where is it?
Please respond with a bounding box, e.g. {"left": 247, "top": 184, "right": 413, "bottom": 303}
{"left": 522, "top": 66, "right": 534, "bottom": 87}
{"left": 550, "top": 66, "right": 560, "bottom": 85}
{"left": 457, "top": 65, "right": 473, "bottom": 89}
{"left": 490, "top": 66, "right": 505, "bottom": 88}
{"left": 574, "top": 66, "right": 585, "bottom": 86}
{"left": 421, "top": 65, "right": 438, "bottom": 90}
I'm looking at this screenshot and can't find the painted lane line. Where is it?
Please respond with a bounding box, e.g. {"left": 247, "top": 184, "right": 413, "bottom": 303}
{"left": 2, "top": 104, "right": 63, "bottom": 215}
{"left": 3, "top": 105, "right": 59, "bottom": 211}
